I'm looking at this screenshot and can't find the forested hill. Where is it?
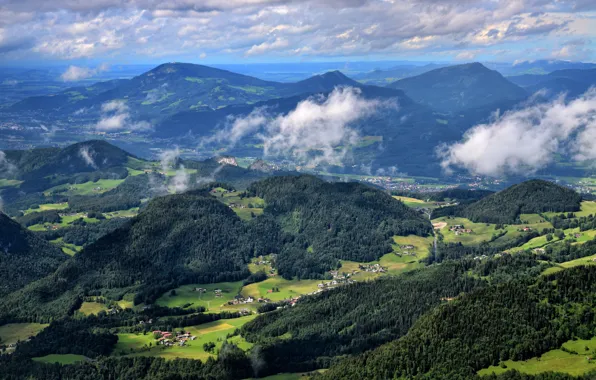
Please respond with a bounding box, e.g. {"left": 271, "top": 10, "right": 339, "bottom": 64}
{"left": 247, "top": 175, "right": 433, "bottom": 278}
{"left": 435, "top": 180, "right": 582, "bottom": 224}
{"left": 0, "top": 212, "right": 68, "bottom": 296}
{"left": 319, "top": 265, "right": 596, "bottom": 379}
{"left": 2, "top": 140, "right": 133, "bottom": 180}
{"left": 0, "top": 191, "right": 257, "bottom": 321}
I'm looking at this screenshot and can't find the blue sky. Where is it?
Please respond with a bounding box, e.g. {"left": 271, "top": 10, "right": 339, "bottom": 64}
{"left": 0, "top": 0, "right": 595, "bottom": 66}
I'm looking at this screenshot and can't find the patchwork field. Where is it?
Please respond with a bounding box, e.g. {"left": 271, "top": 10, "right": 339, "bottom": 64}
{"left": 215, "top": 188, "right": 265, "bottom": 221}
{"left": 155, "top": 281, "right": 245, "bottom": 311}
{"left": 0, "top": 323, "right": 48, "bottom": 346}
{"left": 114, "top": 315, "right": 256, "bottom": 361}
{"left": 478, "top": 337, "right": 596, "bottom": 376}
{"left": 23, "top": 202, "right": 69, "bottom": 215}
{"left": 44, "top": 179, "right": 124, "bottom": 196}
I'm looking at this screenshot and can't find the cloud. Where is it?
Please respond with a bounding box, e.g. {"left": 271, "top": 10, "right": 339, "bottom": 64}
{"left": 171, "top": 166, "right": 190, "bottom": 193}
{"left": 96, "top": 100, "right": 153, "bottom": 132}
{"left": 439, "top": 88, "right": 596, "bottom": 176}
{"left": 78, "top": 145, "right": 97, "bottom": 169}
{"left": 245, "top": 37, "right": 289, "bottom": 56}
{"left": 0, "top": 151, "right": 17, "bottom": 177}
{"left": 144, "top": 83, "right": 169, "bottom": 103}
{"left": 208, "top": 86, "right": 385, "bottom": 166}
{"left": 60, "top": 63, "right": 109, "bottom": 81}
{"left": 158, "top": 147, "right": 189, "bottom": 193}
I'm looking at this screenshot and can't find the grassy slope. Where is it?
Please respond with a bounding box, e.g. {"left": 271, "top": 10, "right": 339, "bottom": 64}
{"left": 0, "top": 323, "right": 48, "bottom": 345}
{"left": 114, "top": 315, "right": 256, "bottom": 361}
{"left": 78, "top": 301, "right": 109, "bottom": 316}
{"left": 479, "top": 337, "right": 596, "bottom": 376}
{"left": 32, "top": 354, "right": 88, "bottom": 365}
{"left": 155, "top": 281, "right": 245, "bottom": 311}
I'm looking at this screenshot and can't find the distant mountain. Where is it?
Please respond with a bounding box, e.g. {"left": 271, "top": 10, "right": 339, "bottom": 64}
{"left": 353, "top": 63, "right": 448, "bottom": 86}
{"left": 387, "top": 63, "right": 528, "bottom": 113}
{"left": 435, "top": 179, "right": 581, "bottom": 224}
{"left": 508, "top": 68, "right": 596, "bottom": 98}
{"left": 8, "top": 63, "right": 378, "bottom": 121}
{"left": 0, "top": 212, "right": 68, "bottom": 296}
{"left": 489, "top": 59, "right": 596, "bottom": 76}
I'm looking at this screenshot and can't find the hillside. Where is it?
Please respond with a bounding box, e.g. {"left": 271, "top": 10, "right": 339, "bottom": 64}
{"left": 508, "top": 68, "right": 596, "bottom": 99}
{"left": 0, "top": 213, "right": 68, "bottom": 296}
{"left": 437, "top": 180, "right": 582, "bottom": 224}
{"left": 247, "top": 175, "right": 433, "bottom": 278}
{"left": 0, "top": 191, "right": 254, "bottom": 321}
{"left": 387, "top": 62, "right": 527, "bottom": 112}
{"left": 319, "top": 266, "right": 596, "bottom": 379}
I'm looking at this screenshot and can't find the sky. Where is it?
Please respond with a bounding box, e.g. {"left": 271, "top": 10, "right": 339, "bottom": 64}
{"left": 0, "top": 0, "right": 595, "bottom": 65}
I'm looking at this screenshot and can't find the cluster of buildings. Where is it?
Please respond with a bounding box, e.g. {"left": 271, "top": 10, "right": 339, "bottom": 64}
{"left": 153, "top": 330, "right": 197, "bottom": 347}
{"left": 358, "top": 263, "right": 388, "bottom": 273}
{"left": 450, "top": 225, "right": 473, "bottom": 235}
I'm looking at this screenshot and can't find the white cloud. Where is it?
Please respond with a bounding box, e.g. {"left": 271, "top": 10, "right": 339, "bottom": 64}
{"left": 171, "top": 166, "right": 190, "bottom": 193}
{"left": 439, "top": 88, "right": 596, "bottom": 176}
{"left": 159, "top": 147, "right": 181, "bottom": 171}
{"left": 245, "top": 37, "right": 289, "bottom": 56}
{"left": 78, "top": 145, "right": 97, "bottom": 168}
{"left": 61, "top": 63, "right": 109, "bottom": 81}
{"left": 207, "top": 86, "right": 386, "bottom": 166}
{"left": 0, "top": 151, "right": 17, "bottom": 177}
{"left": 96, "top": 100, "right": 153, "bottom": 132}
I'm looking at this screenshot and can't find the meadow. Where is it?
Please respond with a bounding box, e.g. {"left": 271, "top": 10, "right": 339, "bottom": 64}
{"left": 155, "top": 281, "right": 245, "bottom": 311}
{"left": 478, "top": 337, "right": 596, "bottom": 376}
{"left": 393, "top": 195, "right": 437, "bottom": 209}
{"left": 241, "top": 277, "right": 320, "bottom": 302}
{"left": 0, "top": 323, "right": 48, "bottom": 346}
{"left": 542, "top": 253, "right": 596, "bottom": 276}
{"left": 77, "top": 301, "right": 109, "bottom": 316}
{"left": 114, "top": 315, "right": 256, "bottom": 361}
{"left": 44, "top": 179, "right": 124, "bottom": 196}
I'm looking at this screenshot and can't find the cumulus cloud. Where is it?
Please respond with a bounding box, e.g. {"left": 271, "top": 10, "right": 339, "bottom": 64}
{"left": 207, "top": 86, "right": 385, "bottom": 166}
{"left": 439, "top": 88, "right": 596, "bottom": 176}
{"left": 1, "top": 0, "right": 594, "bottom": 62}
{"left": 96, "top": 100, "right": 153, "bottom": 132}
{"left": 60, "top": 63, "right": 109, "bottom": 81}
{"left": 78, "top": 145, "right": 97, "bottom": 169}
{"left": 159, "top": 147, "right": 181, "bottom": 171}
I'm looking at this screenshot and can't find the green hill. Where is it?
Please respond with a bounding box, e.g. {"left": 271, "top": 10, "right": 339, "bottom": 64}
{"left": 247, "top": 175, "right": 433, "bottom": 278}
{"left": 0, "top": 191, "right": 254, "bottom": 321}
{"left": 461, "top": 180, "right": 581, "bottom": 224}
{"left": 0, "top": 212, "right": 68, "bottom": 296}
{"left": 388, "top": 62, "right": 527, "bottom": 112}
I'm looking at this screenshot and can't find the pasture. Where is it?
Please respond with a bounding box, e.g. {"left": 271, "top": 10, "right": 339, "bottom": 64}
{"left": 241, "top": 277, "right": 320, "bottom": 302}
{"left": 393, "top": 196, "right": 436, "bottom": 209}
{"left": 155, "top": 281, "right": 244, "bottom": 311}
{"left": 0, "top": 323, "right": 48, "bottom": 346}
{"left": 114, "top": 315, "right": 256, "bottom": 361}
{"left": 44, "top": 179, "right": 124, "bottom": 196}
{"left": 542, "top": 253, "right": 596, "bottom": 276}
{"left": 215, "top": 188, "right": 265, "bottom": 221}
{"left": 78, "top": 302, "right": 109, "bottom": 316}
{"left": 478, "top": 337, "right": 596, "bottom": 376}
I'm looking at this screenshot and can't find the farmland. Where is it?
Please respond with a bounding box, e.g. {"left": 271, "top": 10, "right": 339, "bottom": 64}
{"left": 32, "top": 354, "right": 88, "bottom": 365}
{"left": 241, "top": 277, "right": 320, "bottom": 302}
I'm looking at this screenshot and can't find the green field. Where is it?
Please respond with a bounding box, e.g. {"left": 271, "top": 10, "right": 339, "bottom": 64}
{"left": 433, "top": 216, "right": 552, "bottom": 246}
{"left": 479, "top": 337, "right": 596, "bottom": 376}
{"left": 0, "top": 179, "right": 22, "bottom": 188}
{"left": 393, "top": 196, "right": 437, "bottom": 209}
{"left": 542, "top": 253, "right": 596, "bottom": 276}
{"left": 24, "top": 202, "right": 69, "bottom": 215}
{"left": 0, "top": 323, "right": 48, "bottom": 346}
{"left": 32, "top": 354, "right": 88, "bottom": 364}
{"left": 241, "top": 277, "right": 320, "bottom": 302}
{"left": 45, "top": 179, "right": 124, "bottom": 196}
{"left": 78, "top": 301, "right": 109, "bottom": 316}
{"left": 114, "top": 315, "right": 256, "bottom": 361}
{"left": 543, "top": 201, "right": 596, "bottom": 219}
{"left": 215, "top": 188, "right": 265, "bottom": 221}
{"left": 156, "top": 281, "right": 245, "bottom": 311}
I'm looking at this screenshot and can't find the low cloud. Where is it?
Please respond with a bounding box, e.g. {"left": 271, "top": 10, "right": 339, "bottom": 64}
{"left": 96, "top": 100, "right": 152, "bottom": 132}
{"left": 61, "top": 63, "right": 109, "bottom": 81}
{"left": 439, "top": 88, "right": 596, "bottom": 176}
{"left": 145, "top": 83, "right": 169, "bottom": 103}
{"left": 196, "top": 164, "right": 225, "bottom": 186}
{"left": 158, "top": 147, "right": 189, "bottom": 193}
{"left": 207, "top": 87, "right": 386, "bottom": 166}
{"left": 78, "top": 145, "right": 97, "bottom": 169}
{"left": 0, "top": 151, "right": 17, "bottom": 177}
